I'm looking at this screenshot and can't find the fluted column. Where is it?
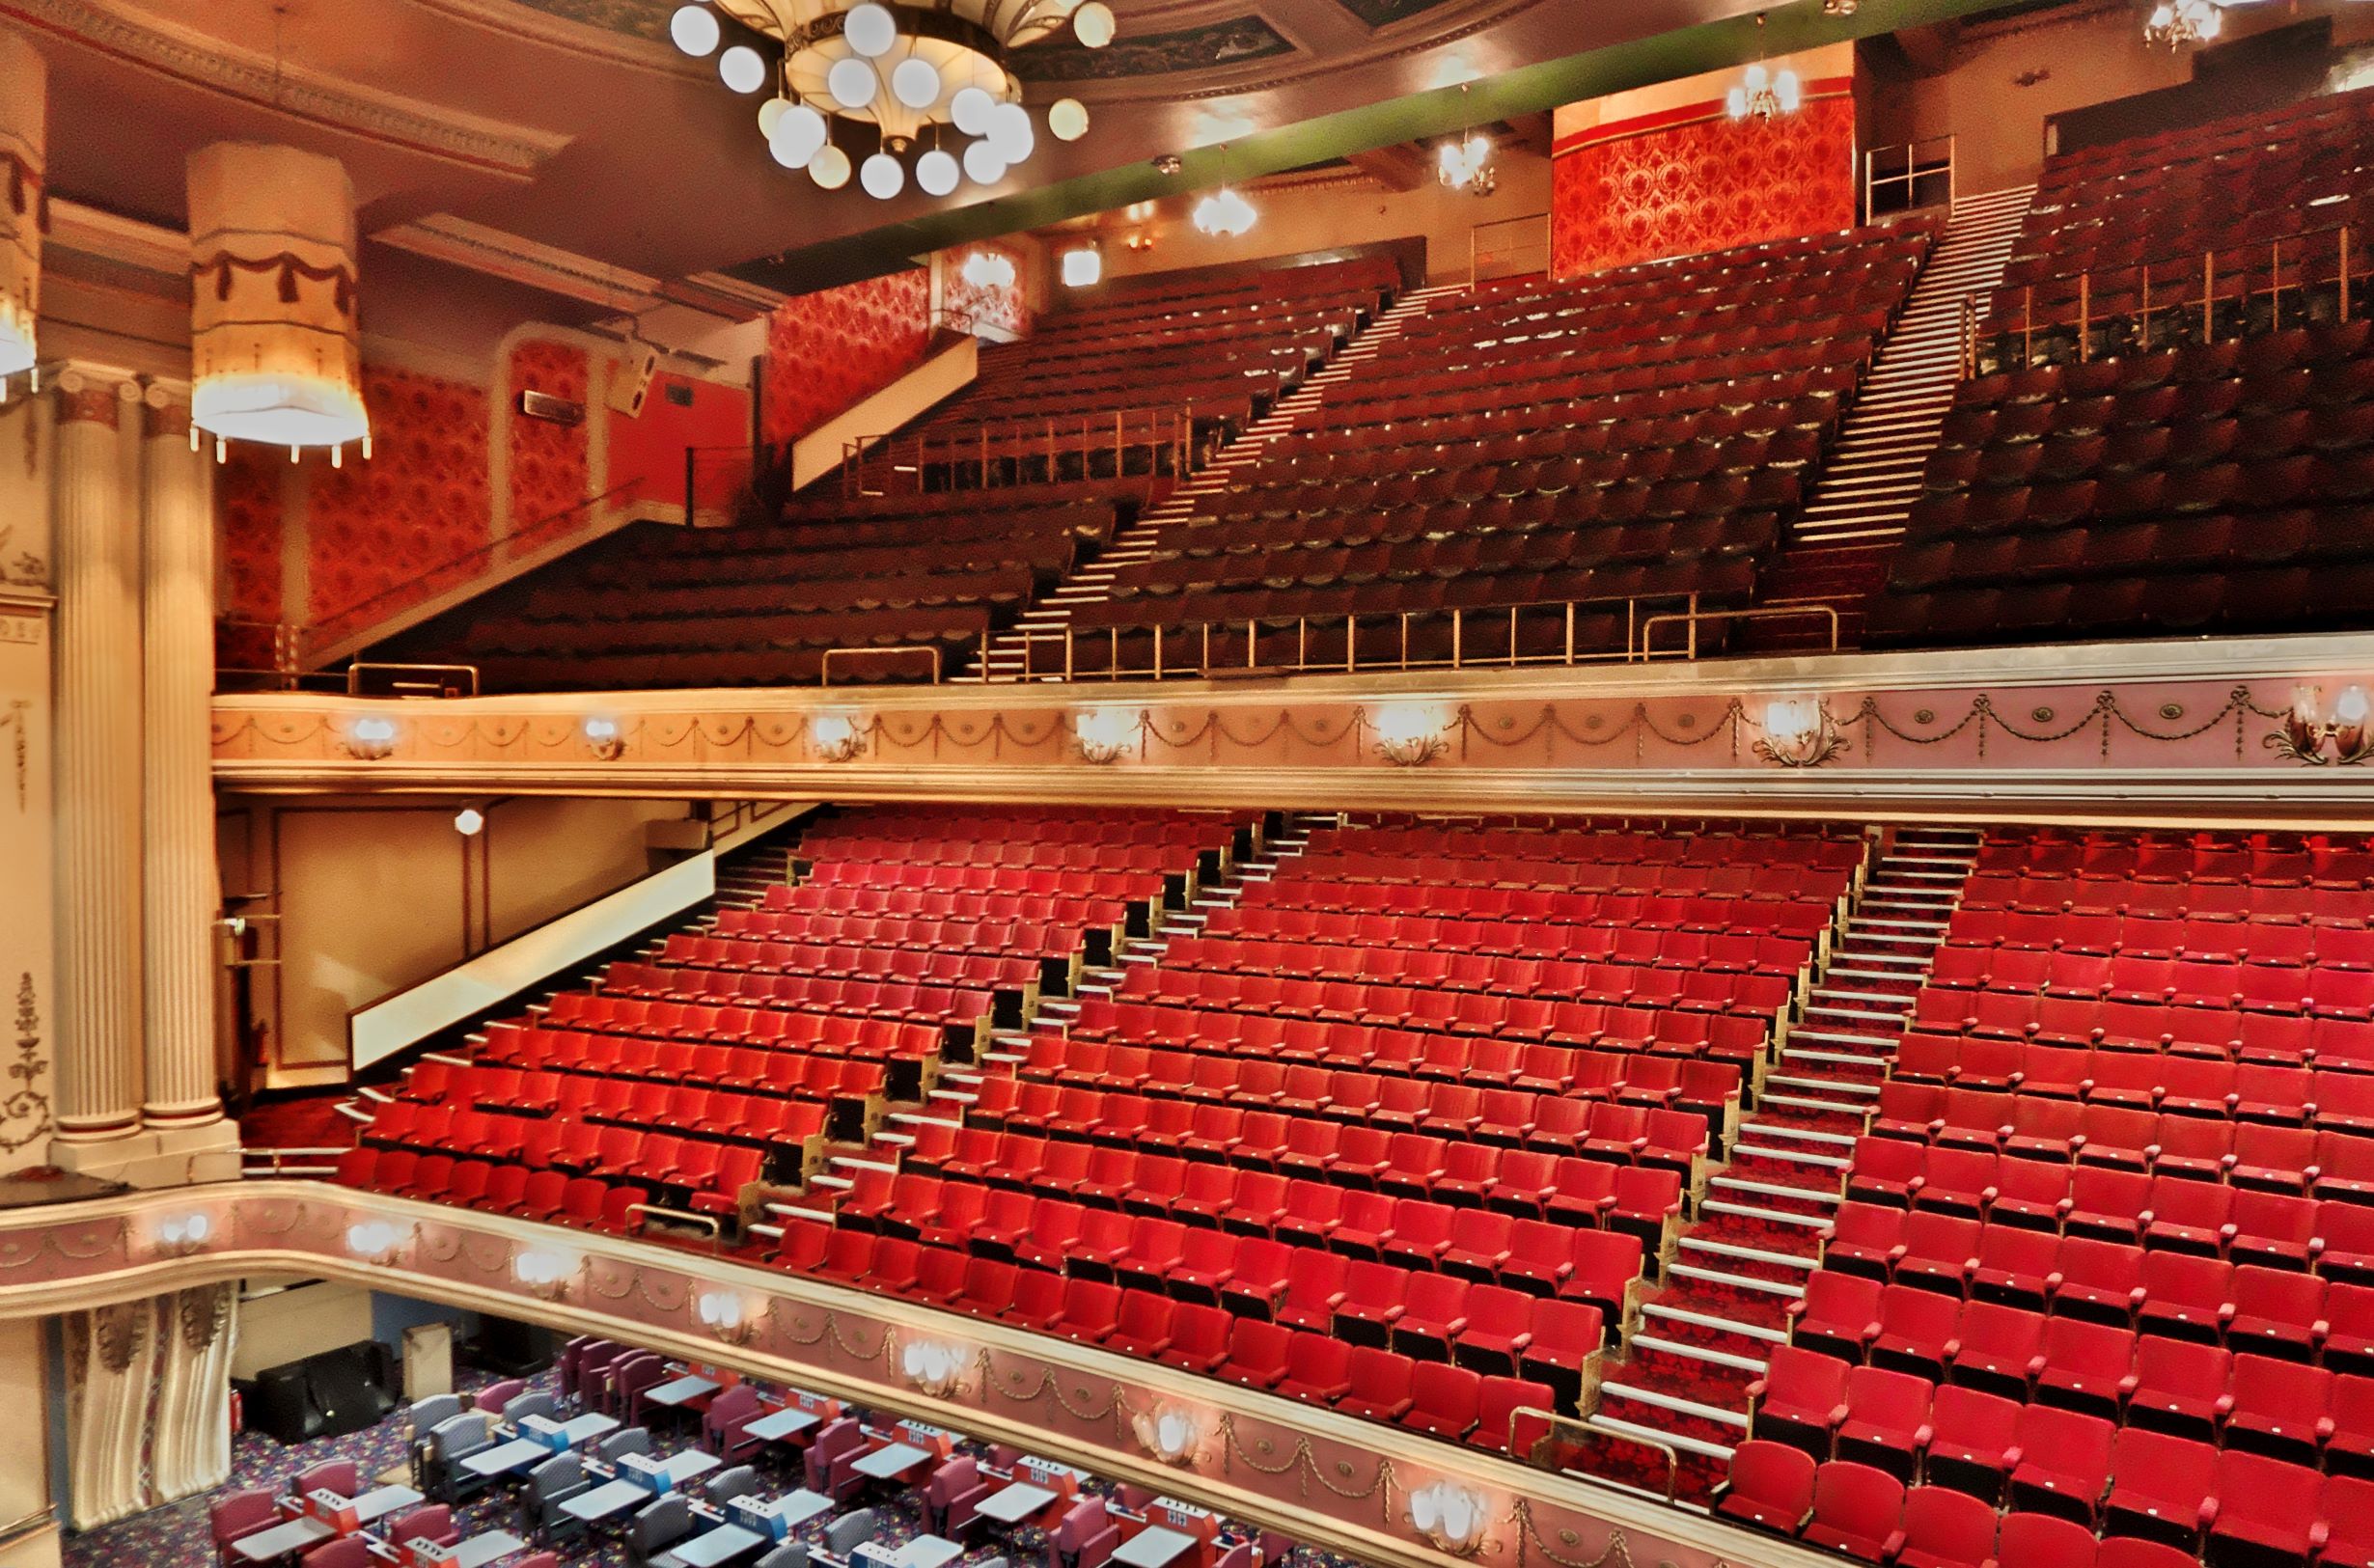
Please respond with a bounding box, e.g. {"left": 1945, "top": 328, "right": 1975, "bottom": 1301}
{"left": 50, "top": 371, "right": 145, "bottom": 1148}
{"left": 140, "top": 390, "right": 222, "bottom": 1130}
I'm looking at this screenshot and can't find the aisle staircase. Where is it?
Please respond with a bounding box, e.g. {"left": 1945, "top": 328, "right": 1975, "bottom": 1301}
{"left": 1746, "top": 187, "right": 2034, "bottom": 648}
{"left": 1580, "top": 827, "right": 1983, "bottom": 1503}
{"left": 961, "top": 289, "right": 1457, "bottom": 683}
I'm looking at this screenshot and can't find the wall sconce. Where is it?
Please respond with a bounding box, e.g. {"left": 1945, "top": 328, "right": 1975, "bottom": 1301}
{"left": 1061, "top": 245, "right": 1103, "bottom": 288}
{"left": 811, "top": 713, "right": 868, "bottom": 763}
{"left": 513, "top": 1248, "right": 576, "bottom": 1300}
{"left": 453, "top": 808, "right": 485, "bottom": 837}
{"left": 1754, "top": 697, "right": 1848, "bottom": 769}
{"left": 694, "top": 1290, "right": 754, "bottom": 1345}
{"left": 1407, "top": 1480, "right": 1492, "bottom": 1558}
{"left": 345, "top": 1219, "right": 407, "bottom": 1265}
{"left": 2271, "top": 684, "right": 2372, "bottom": 766}
{"left": 1073, "top": 708, "right": 1137, "bottom": 765}
{"left": 897, "top": 1337, "right": 970, "bottom": 1397}
{"left": 582, "top": 716, "right": 624, "bottom": 761}
{"left": 342, "top": 716, "right": 399, "bottom": 761}
{"left": 1372, "top": 703, "right": 1450, "bottom": 767}
{"left": 1128, "top": 1404, "right": 1204, "bottom": 1467}
{"left": 155, "top": 1212, "right": 212, "bottom": 1257}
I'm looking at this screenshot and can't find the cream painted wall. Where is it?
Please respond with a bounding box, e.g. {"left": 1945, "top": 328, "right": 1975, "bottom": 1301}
{"left": 232, "top": 1279, "right": 375, "bottom": 1380}
{"left": 219, "top": 795, "right": 696, "bottom": 1088}
{"left": 1091, "top": 147, "right": 1554, "bottom": 289}
{"left": 1552, "top": 42, "right": 1858, "bottom": 139}
{"left": 0, "top": 1317, "right": 52, "bottom": 1536}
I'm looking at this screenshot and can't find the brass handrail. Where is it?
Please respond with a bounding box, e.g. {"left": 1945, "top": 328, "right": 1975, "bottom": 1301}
{"left": 820, "top": 644, "right": 944, "bottom": 686}
{"left": 842, "top": 403, "right": 1196, "bottom": 497}
{"left": 1510, "top": 1408, "right": 1682, "bottom": 1503}
{"left": 1000, "top": 591, "right": 1697, "bottom": 683}
{"left": 1639, "top": 602, "right": 1839, "bottom": 659}
{"left": 345, "top": 661, "right": 481, "bottom": 699}
{"left": 1989, "top": 217, "right": 2358, "bottom": 367}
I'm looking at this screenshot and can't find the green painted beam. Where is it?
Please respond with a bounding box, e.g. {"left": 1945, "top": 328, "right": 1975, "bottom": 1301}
{"left": 732, "top": 0, "right": 2035, "bottom": 293}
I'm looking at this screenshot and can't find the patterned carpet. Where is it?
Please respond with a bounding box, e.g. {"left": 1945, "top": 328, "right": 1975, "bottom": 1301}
{"left": 66, "top": 1360, "right": 1339, "bottom": 1568}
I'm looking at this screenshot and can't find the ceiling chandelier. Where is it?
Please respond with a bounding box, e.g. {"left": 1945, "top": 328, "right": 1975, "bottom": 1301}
{"left": 671, "top": 0, "right": 1109, "bottom": 199}
{"left": 1192, "top": 145, "right": 1257, "bottom": 237}
{"left": 1436, "top": 83, "right": 1494, "bottom": 196}
{"left": 1727, "top": 61, "right": 1801, "bottom": 121}
{"left": 2143, "top": 0, "right": 2222, "bottom": 48}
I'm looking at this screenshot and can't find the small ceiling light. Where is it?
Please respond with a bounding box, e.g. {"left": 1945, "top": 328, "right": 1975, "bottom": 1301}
{"left": 1727, "top": 60, "right": 1801, "bottom": 120}
{"left": 861, "top": 151, "right": 906, "bottom": 198}
{"left": 718, "top": 43, "right": 767, "bottom": 93}
{"left": 2143, "top": 0, "right": 2222, "bottom": 47}
{"left": 963, "top": 139, "right": 1009, "bottom": 185}
{"left": 892, "top": 57, "right": 942, "bottom": 109}
{"left": 758, "top": 96, "right": 792, "bottom": 137}
{"left": 828, "top": 56, "right": 879, "bottom": 109}
{"left": 1192, "top": 185, "right": 1256, "bottom": 237}
{"left": 916, "top": 148, "right": 961, "bottom": 195}
{"left": 960, "top": 249, "right": 1016, "bottom": 289}
{"left": 771, "top": 102, "right": 829, "bottom": 166}
{"left": 810, "top": 144, "right": 853, "bottom": 189}
{"left": 1048, "top": 97, "right": 1090, "bottom": 141}
{"left": 454, "top": 808, "right": 485, "bottom": 837}
{"left": 843, "top": 3, "right": 898, "bottom": 58}
{"left": 1062, "top": 246, "right": 1102, "bottom": 287}
{"left": 670, "top": 3, "right": 721, "bottom": 55}
{"left": 1072, "top": 1, "right": 1116, "bottom": 47}
{"left": 950, "top": 86, "right": 995, "bottom": 136}
{"left": 988, "top": 101, "right": 1035, "bottom": 162}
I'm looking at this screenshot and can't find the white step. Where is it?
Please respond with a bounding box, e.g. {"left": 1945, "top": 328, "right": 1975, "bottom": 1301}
{"left": 1596, "top": 1382, "right": 1752, "bottom": 1432}
{"left": 1668, "top": 1260, "right": 1806, "bottom": 1301}
{"left": 1731, "top": 1140, "right": 1853, "bottom": 1171}
{"left": 1587, "top": 1413, "right": 1739, "bottom": 1465}
{"left": 1631, "top": 1332, "right": 1771, "bottom": 1376}
{"left": 1641, "top": 1300, "right": 1789, "bottom": 1346}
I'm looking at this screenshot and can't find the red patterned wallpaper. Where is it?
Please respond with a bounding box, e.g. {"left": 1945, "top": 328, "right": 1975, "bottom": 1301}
{"left": 303, "top": 366, "right": 494, "bottom": 635}
{"left": 1551, "top": 85, "right": 1857, "bottom": 278}
{"left": 508, "top": 340, "right": 592, "bottom": 553}
{"left": 217, "top": 447, "right": 288, "bottom": 671}
{"left": 943, "top": 242, "right": 1032, "bottom": 341}
{"left": 759, "top": 269, "right": 932, "bottom": 448}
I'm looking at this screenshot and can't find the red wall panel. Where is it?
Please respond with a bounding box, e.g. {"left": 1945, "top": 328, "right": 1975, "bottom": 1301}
{"left": 1551, "top": 84, "right": 1857, "bottom": 278}
{"left": 759, "top": 269, "right": 933, "bottom": 448}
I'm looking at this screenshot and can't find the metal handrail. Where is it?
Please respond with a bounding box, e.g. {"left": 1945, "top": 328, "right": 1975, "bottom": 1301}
{"left": 999, "top": 591, "right": 1698, "bottom": 683}
{"left": 1639, "top": 602, "right": 1839, "bottom": 659}
{"left": 820, "top": 644, "right": 943, "bottom": 686}
{"left": 1472, "top": 210, "right": 1554, "bottom": 289}
{"left": 1509, "top": 1408, "right": 1682, "bottom": 1504}
{"left": 345, "top": 661, "right": 481, "bottom": 699}
{"left": 842, "top": 402, "right": 1197, "bottom": 497}
{"left": 1985, "top": 217, "right": 2358, "bottom": 367}
{"left": 1864, "top": 134, "right": 1955, "bottom": 221}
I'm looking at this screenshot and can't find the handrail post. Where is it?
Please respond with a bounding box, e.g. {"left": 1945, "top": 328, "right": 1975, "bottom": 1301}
{"left": 1153, "top": 622, "right": 1163, "bottom": 679}
{"left": 2140, "top": 264, "right": 2152, "bottom": 350}
{"left": 2345, "top": 227, "right": 2355, "bottom": 323}
{"left": 2203, "top": 249, "right": 2215, "bottom": 342}
{"left": 1507, "top": 604, "right": 1519, "bottom": 668}
{"left": 2022, "top": 285, "right": 2033, "bottom": 369}
{"left": 1451, "top": 608, "right": 1463, "bottom": 671}
{"left": 2077, "top": 270, "right": 2090, "bottom": 363}
{"left": 1564, "top": 601, "right": 1576, "bottom": 666}
{"left": 1344, "top": 614, "right": 1356, "bottom": 674}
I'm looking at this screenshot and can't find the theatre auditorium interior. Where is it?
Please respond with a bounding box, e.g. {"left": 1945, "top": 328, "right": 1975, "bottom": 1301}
{"left": 28, "top": 2, "right": 2374, "bottom": 1568}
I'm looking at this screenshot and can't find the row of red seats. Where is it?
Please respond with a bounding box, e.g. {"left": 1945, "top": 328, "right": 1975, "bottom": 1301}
{"left": 773, "top": 1218, "right": 1560, "bottom": 1450}
{"left": 1870, "top": 1083, "right": 2374, "bottom": 1196}
{"left": 1843, "top": 1146, "right": 2367, "bottom": 1266}
{"left": 804, "top": 861, "right": 1169, "bottom": 905}
{"left": 1273, "top": 853, "right": 1848, "bottom": 901}
{"left": 1892, "top": 1033, "right": 2374, "bottom": 1125}
{"left": 1301, "top": 822, "right": 1858, "bottom": 863}
{"left": 408, "top": 1055, "right": 890, "bottom": 1119}
{"left": 708, "top": 909, "right": 1083, "bottom": 961}
{"left": 1201, "top": 905, "right": 1817, "bottom": 969}
{"left": 654, "top": 933, "right": 1038, "bottom": 990}
{"left": 1231, "top": 881, "right": 1836, "bottom": 935}
{"left": 759, "top": 883, "right": 1130, "bottom": 930}
{"left": 1235, "top": 429, "right": 1824, "bottom": 500}
{"left": 1905, "top": 986, "right": 2374, "bottom": 1061}
{"left": 1975, "top": 826, "right": 2372, "bottom": 867}
{"left": 563, "top": 971, "right": 985, "bottom": 1037}
{"left": 478, "top": 1018, "right": 937, "bottom": 1079}
{"left": 1715, "top": 1441, "right": 2357, "bottom": 1568}
{"left": 1063, "top": 991, "right": 1768, "bottom": 1067}
{"left": 798, "top": 813, "right": 1239, "bottom": 849}
{"left": 370, "top": 1077, "right": 825, "bottom": 1154}
{"left": 360, "top": 1103, "right": 779, "bottom": 1210}
{"left": 1958, "top": 871, "right": 2374, "bottom": 924}
{"left": 1039, "top": 1007, "right": 1748, "bottom": 1099}
{"left": 1163, "top": 928, "right": 1806, "bottom": 990}
{"left": 1924, "top": 949, "right": 2374, "bottom": 1016}
{"left": 791, "top": 840, "right": 1206, "bottom": 877}
{"left": 1110, "top": 957, "right": 1790, "bottom": 1025}
{"left": 1945, "top": 909, "right": 2374, "bottom": 968}
{"left": 1823, "top": 1209, "right": 2354, "bottom": 1353}
{"left": 799, "top": 1167, "right": 1639, "bottom": 1347}
{"left": 338, "top": 1148, "right": 657, "bottom": 1227}
{"left": 897, "top": 1120, "right": 1681, "bottom": 1239}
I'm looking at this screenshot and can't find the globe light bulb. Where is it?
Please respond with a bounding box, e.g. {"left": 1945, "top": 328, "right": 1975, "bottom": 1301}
{"left": 718, "top": 44, "right": 767, "bottom": 94}
{"left": 809, "top": 144, "right": 852, "bottom": 189}
{"left": 828, "top": 56, "right": 879, "bottom": 109}
{"left": 1048, "top": 97, "right": 1090, "bottom": 142}
{"left": 842, "top": 3, "right": 897, "bottom": 58}
{"left": 670, "top": 4, "right": 720, "bottom": 55}
{"left": 916, "top": 148, "right": 960, "bottom": 195}
{"left": 1071, "top": 1, "right": 1116, "bottom": 47}
{"left": 963, "top": 139, "right": 1008, "bottom": 185}
{"left": 950, "top": 86, "right": 994, "bottom": 136}
{"left": 861, "top": 151, "right": 905, "bottom": 198}
{"left": 770, "top": 102, "right": 828, "bottom": 166}
{"left": 891, "top": 57, "right": 942, "bottom": 109}
{"left": 988, "top": 101, "right": 1035, "bottom": 162}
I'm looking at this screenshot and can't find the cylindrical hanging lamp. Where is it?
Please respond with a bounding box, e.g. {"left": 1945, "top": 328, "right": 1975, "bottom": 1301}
{"left": 186, "top": 142, "right": 370, "bottom": 455}
{"left": 0, "top": 26, "right": 45, "bottom": 380}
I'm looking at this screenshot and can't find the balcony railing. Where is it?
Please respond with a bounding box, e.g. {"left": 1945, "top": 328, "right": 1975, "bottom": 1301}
{"left": 841, "top": 404, "right": 1201, "bottom": 497}
{"left": 1865, "top": 135, "right": 1955, "bottom": 222}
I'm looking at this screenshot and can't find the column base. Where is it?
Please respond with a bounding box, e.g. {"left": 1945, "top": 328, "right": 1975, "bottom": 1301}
{"left": 48, "top": 1120, "right": 243, "bottom": 1189}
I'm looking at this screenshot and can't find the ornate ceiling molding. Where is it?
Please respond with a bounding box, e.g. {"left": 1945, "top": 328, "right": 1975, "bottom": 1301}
{"left": 3, "top": 0, "right": 575, "bottom": 178}
{"left": 373, "top": 212, "right": 668, "bottom": 313}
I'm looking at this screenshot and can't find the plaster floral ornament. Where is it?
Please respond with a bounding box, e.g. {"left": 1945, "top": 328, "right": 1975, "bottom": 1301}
{"left": 1128, "top": 1403, "right": 1203, "bottom": 1466}
{"left": 1407, "top": 1479, "right": 1491, "bottom": 1557}
{"left": 897, "top": 1336, "right": 969, "bottom": 1397}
